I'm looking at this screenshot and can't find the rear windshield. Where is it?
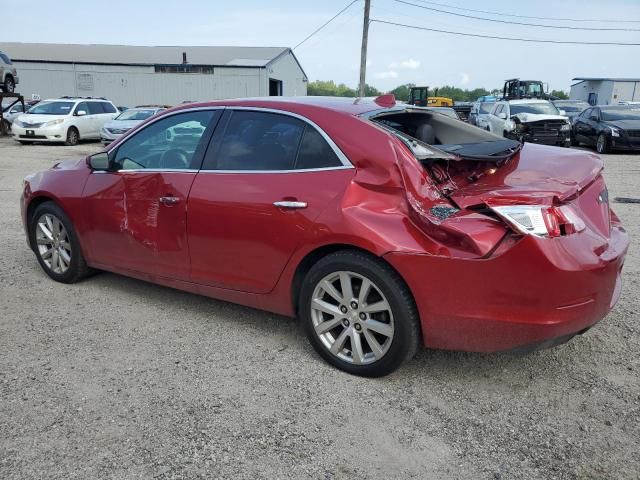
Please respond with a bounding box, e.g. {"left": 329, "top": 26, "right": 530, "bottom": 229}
{"left": 555, "top": 102, "right": 589, "bottom": 112}
{"left": 116, "top": 109, "right": 157, "bottom": 121}
{"left": 510, "top": 103, "right": 560, "bottom": 116}
{"left": 601, "top": 109, "right": 640, "bottom": 121}
{"left": 479, "top": 103, "right": 494, "bottom": 113}
{"left": 26, "top": 101, "right": 75, "bottom": 115}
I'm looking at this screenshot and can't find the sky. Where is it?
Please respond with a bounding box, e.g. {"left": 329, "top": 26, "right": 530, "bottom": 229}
{"left": 1, "top": 0, "right": 639, "bottom": 93}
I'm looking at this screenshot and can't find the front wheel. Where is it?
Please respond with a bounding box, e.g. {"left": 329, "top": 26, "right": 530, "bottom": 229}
{"left": 299, "top": 251, "right": 420, "bottom": 377}
{"left": 596, "top": 133, "right": 609, "bottom": 154}
{"left": 65, "top": 127, "right": 79, "bottom": 146}
{"left": 29, "top": 202, "right": 92, "bottom": 283}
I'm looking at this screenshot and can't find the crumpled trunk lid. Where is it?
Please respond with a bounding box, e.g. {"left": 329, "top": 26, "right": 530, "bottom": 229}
{"left": 449, "top": 143, "right": 603, "bottom": 209}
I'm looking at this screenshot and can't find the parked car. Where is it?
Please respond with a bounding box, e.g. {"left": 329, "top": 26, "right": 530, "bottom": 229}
{"left": 20, "top": 97, "right": 628, "bottom": 376}
{"left": 468, "top": 101, "right": 495, "bottom": 126}
{"left": 117, "top": 106, "right": 129, "bottom": 113}
{"left": 101, "top": 106, "right": 167, "bottom": 145}
{"left": 0, "top": 51, "right": 19, "bottom": 93}
{"left": 485, "top": 99, "right": 571, "bottom": 146}
{"left": 12, "top": 97, "right": 119, "bottom": 145}
{"left": 2, "top": 100, "right": 38, "bottom": 126}
{"left": 572, "top": 105, "right": 640, "bottom": 153}
{"left": 552, "top": 100, "right": 590, "bottom": 123}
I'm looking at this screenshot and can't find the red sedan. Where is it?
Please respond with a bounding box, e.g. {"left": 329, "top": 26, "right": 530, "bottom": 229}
{"left": 20, "top": 96, "right": 628, "bottom": 376}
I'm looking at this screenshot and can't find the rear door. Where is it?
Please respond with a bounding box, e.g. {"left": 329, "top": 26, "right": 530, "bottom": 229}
{"left": 187, "top": 108, "right": 355, "bottom": 293}
{"left": 82, "top": 108, "right": 220, "bottom": 279}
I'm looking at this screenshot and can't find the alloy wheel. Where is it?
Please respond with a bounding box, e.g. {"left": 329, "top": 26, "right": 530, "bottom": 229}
{"left": 310, "top": 271, "right": 394, "bottom": 365}
{"left": 67, "top": 129, "right": 79, "bottom": 145}
{"left": 5, "top": 77, "right": 15, "bottom": 93}
{"left": 597, "top": 134, "right": 606, "bottom": 153}
{"left": 35, "top": 213, "right": 72, "bottom": 274}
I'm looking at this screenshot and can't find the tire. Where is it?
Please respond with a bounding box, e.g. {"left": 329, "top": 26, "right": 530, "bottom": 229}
{"left": 570, "top": 134, "right": 578, "bottom": 147}
{"left": 0, "top": 119, "right": 9, "bottom": 135}
{"left": 18, "top": 141, "right": 31, "bottom": 145}
{"left": 299, "top": 250, "right": 420, "bottom": 377}
{"left": 2, "top": 75, "right": 15, "bottom": 93}
{"left": 65, "top": 127, "right": 79, "bottom": 146}
{"left": 29, "top": 201, "right": 92, "bottom": 284}
{"left": 596, "top": 133, "right": 609, "bottom": 154}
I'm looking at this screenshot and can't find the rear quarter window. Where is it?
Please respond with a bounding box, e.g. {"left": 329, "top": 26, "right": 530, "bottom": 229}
{"left": 295, "top": 126, "right": 342, "bottom": 169}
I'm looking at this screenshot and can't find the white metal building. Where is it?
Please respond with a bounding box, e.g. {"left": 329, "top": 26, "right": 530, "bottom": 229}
{"left": 570, "top": 77, "right": 640, "bottom": 106}
{"left": 0, "top": 42, "right": 308, "bottom": 106}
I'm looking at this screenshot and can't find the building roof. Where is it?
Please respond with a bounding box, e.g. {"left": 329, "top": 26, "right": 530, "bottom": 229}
{"left": 572, "top": 77, "right": 640, "bottom": 83}
{"left": 0, "top": 42, "right": 292, "bottom": 68}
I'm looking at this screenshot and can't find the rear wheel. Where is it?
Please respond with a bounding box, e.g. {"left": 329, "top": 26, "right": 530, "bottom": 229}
{"left": 596, "top": 133, "right": 609, "bottom": 154}
{"left": 29, "top": 202, "right": 92, "bottom": 283}
{"left": 299, "top": 251, "right": 420, "bottom": 377}
{"left": 65, "top": 127, "right": 79, "bottom": 146}
{"left": 2, "top": 75, "right": 15, "bottom": 93}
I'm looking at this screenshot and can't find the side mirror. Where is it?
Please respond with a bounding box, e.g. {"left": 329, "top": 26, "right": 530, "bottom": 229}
{"left": 87, "top": 152, "right": 110, "bottom": 171}
{"left": 498, "top": 112, "right": 507, "bottom": 120}
{"left": 76, "top": 110, "right": 87, "bottom": 116}
{"left": 559, "top": 109, "right": 567, "bottom": 116}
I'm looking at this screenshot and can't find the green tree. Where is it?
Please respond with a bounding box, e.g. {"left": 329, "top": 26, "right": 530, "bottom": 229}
{"left": 307, "top": 80, "right": 381, "bottom": 97}
{"left": 389, "top": 83, "right": 416, "bottom": 102}
{"left": 550, "top": 90, "right": 569, "bottom": 99}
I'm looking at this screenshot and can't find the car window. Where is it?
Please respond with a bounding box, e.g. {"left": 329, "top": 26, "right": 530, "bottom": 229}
{"left": 28, "top": 101, "right": 74, "bottom": 115}
{"left": 75, "top": 102, "right": 89, "bottom": 115}
{"left": 580, "top": 108, "right": 592, "bottom": 119}
{"left": 0, "top": 53, "right": 11, "bottom": 64}
{"left": 494, "top": 104, "right": 503, "bottom": 115}
{"left": 213, "top": 111, "right": 305, "bottom": 171}
{"left": 102, "top": 102, "right": 118, "bottom": 114}
{"left": 113, "top": 110, "right": 215, "bottom": 171}
{"left": 295, "top": 126, "right": 342, "bottom": 169}
{"left": 87, "top": 102, "right": 104, "bottom": 115}
{"left": 590, "top": 109, "right": 600, "bottom": 120}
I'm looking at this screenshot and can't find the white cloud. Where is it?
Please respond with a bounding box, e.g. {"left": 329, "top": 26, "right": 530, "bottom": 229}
{"left": 461, "top": 72, "right": 470, "bottom": 86}
{"left": 388, "top": 59, "right": 421, "bottom": 70}
{"left": 374, "top": 71, "right": 399, "bottom": 79}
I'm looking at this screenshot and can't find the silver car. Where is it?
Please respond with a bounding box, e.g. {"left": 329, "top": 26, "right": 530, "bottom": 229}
{"left": 100, "top": 107, "right": 166, "bottom": 145}
{"left": 0, "top": 51, "right": 19, "bottom": 93}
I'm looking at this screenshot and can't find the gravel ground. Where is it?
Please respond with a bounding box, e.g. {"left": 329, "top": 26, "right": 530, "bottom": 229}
{"left": 0, "top": 136, "right": 638, "bottom": 480}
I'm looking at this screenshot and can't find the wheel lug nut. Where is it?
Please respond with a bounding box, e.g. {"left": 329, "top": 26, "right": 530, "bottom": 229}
{"left": 342, "top": 319, "right": 350, "bottom": 327}
{"left": 350, "top": 301, "right": 358, "bottom": 309}
{"left": 354, "top": 324, "right": 362, "bottom": 331}
{"left": 359, "top": 312, "right": 366, "bottom": 320}
{"left": 340, "top": 305, "right": 348, "bottom": 314}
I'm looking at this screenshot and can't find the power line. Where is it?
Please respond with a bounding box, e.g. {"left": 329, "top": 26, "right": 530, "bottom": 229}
{"left": 394, "top": 0, "right": 640, "bottom": 31}
{"left": 294, "top": 0, "right": 361, "bottom": 49}
{"left": 370, "top": 19, "right": 640, "bottom": 45}
{"left": 407, "top": 0, "right": 640, "bottom": 23}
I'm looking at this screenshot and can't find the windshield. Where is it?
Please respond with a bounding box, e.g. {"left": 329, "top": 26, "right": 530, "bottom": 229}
{"left": 555, "top": 102, "right": 589, "bottom": 112}
{"left": 601, "top": 109, "right": 640, "bottom": 121}
{"left": 510, "top": 103, "right": 560, "bottom": 116}
{"left": 116, "top": 109, "right": 157, "bottom": 121}
{"left": 479, "top": 103, "right": 494, "bottom": 114}
{"left": 27, "top": 101, "right": 75, "bottom": 115}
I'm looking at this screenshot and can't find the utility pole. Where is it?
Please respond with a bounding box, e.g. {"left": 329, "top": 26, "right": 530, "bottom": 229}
{"left": 358, "top": 0, "right": 371, "bottom": 98}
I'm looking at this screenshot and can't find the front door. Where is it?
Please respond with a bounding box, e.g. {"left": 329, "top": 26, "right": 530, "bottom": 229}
{"left": 82, "top": 109, "right": 219, "bottom": 279}
{"left": 187, "top": 109, "right": 354, "bottom": 293}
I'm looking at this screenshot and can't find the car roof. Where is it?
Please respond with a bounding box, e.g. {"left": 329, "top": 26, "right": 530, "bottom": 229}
{"left": 506, "top": 99, "right": 551, "bottom": 105}
{"left": 43, "top": 98, "right": 112, "bottom": 103}
{"left": 165, "top": 96, "right": 394, "bottom": 117}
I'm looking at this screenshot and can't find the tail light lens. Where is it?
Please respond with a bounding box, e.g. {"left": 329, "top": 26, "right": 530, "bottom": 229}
{"left": 490, "top": 205, "right": 585, "bottom": 238}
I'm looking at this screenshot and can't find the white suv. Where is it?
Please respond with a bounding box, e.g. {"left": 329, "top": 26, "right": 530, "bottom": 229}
{"left": 12, "top": 97, "right": 119, "bottom": 145}
{"left": 0, "top": 51, "right": 19, "bottom": 93}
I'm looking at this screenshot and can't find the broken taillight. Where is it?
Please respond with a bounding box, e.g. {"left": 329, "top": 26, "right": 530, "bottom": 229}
{"left": 490, "top": 205, "right": 585, "bottom": 238}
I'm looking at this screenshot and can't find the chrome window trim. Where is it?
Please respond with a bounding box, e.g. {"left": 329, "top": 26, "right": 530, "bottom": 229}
{"left": 213, "top": 106, "right": 354, "bottom": 171}
{"left": 197, "top": 165, "right": 354, "bottom": 174}
{"left": 103, "top": 104, "right": 355, "bottom": 174}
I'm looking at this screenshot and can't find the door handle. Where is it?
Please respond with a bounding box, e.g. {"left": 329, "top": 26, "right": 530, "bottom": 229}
{"left": 273, "top": 200, "right": 307, "bottom": 209}
{"left": 159, "top": 196, "right": 180, "bottom": 206}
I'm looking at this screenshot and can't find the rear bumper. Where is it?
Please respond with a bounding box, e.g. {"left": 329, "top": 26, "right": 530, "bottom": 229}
{"left": 384, "top": 224, "right": 628, "bottom": 352}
